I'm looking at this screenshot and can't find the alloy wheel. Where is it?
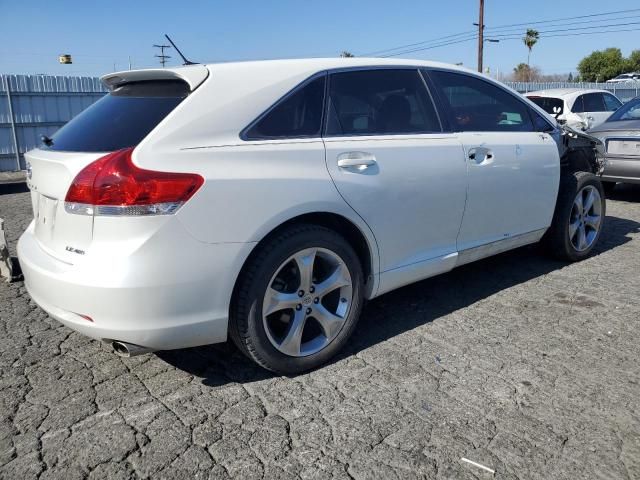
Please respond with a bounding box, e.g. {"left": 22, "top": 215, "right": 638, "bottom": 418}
{"left": 262, "top": 248, "right": 353, "bottom": 357}
{"left": 569, "top": 185, "right": 602, "bottom": 252}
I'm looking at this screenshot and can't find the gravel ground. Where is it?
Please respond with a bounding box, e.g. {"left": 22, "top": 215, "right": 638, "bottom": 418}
{"left": 1, "top": 183, "right": 639, "bottom": 480}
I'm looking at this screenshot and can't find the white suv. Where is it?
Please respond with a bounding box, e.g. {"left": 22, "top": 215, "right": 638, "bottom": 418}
{"left": 18, "top": 59, "right": 606, "bottom": 373}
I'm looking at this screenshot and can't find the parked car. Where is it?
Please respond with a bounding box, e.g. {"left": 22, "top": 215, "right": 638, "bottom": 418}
{"left": 606, "top": 73, "right": 640, "bottom": 84}
{"left": 526, "top": 88, "right": 622, "bottom": 130}
{"left": 17, "top": 59, "right": 606, "bottom": 374}
{"left": 588, "top": 96, "right": 640, "bottom": 194}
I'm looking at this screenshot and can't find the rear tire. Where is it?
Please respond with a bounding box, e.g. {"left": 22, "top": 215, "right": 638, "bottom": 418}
{"left": 230, "top": 224, "right": 364, "bottom": 375}
{"left": 543, "top": 171, "right": 605, "bottom": 262}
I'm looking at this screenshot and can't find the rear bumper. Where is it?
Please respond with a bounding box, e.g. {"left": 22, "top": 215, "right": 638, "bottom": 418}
{"left": 18, "top": 220, "right": 255, "bottom": 350}
{"left": 601, "top": 156, "right": 640, "bottom": 184}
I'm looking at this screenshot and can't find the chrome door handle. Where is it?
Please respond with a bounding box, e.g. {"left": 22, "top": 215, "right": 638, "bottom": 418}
{"left": 337, "top": 152, "right": 377, "bottom": 171}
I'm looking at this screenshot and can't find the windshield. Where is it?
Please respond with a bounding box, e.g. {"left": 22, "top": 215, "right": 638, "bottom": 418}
{"left": 607, "top": 98, "right": 640, "bottom": 122}
{"left": 44, "top": 80, "right": 189, "bottom": 152}
{"left": 527, "top": 96, "right": 563, "bottom": 116}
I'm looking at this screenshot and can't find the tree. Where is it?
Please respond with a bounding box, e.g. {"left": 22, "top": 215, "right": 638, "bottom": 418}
{"left": 629, "top": 50, "right": 640, "bottom": 71}
{"left": 512, "top": 63, "right": 541, "bottom": 82}
{"left": 523, "top": 29, "right": 540, "bottom": 81}
{"left": 578, "top": 48, "right": 629, "bottom": 82}
{"left": 340, "top": 51, "right": 354, "bottom": 58}
{"left": 567, "top": 72, "right": 574, "bottom": 82}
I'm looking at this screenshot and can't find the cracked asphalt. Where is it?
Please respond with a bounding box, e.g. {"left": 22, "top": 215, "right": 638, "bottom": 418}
{"left": 1, "top": 183, "right": 639, "bottom": 480}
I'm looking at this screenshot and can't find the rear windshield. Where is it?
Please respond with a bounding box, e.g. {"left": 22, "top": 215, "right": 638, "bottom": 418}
{"left": 44, "top": 80, "right": 189, "bottom": 152}
{"left": 527, "top": 96, "right": 564, "bottom": 116}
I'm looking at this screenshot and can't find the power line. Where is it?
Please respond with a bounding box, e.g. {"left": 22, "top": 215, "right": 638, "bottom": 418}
{"left": 360, "top": 7, "right": 640, "bottom": 58}
{"left": 382, "top": 25, "right": 640, "bottom": 58}
{"left": 483, "top": 7, "right": 640, "bottom": 30}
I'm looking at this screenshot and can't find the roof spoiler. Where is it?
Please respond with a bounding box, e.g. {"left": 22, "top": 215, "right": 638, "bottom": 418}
{"left": 101, "top": 64, "right": 209, "bottom": 92}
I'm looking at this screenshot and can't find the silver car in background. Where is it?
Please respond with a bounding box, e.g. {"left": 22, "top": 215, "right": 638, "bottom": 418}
{"left": 588, "top": 97, "right": 640, "bottom": 194}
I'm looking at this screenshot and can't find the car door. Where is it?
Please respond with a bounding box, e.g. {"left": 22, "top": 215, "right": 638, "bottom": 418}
{"left": 323, "top": 68, "right": 467, "bottom": 292}
{"left": 426, "top": 69, "right": 560, "bottom": 252}
{"left": 573, "top": 93, "right": 611, "bottom": 128}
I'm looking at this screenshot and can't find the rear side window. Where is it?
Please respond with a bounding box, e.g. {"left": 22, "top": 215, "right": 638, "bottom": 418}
{"left": 243, "top": 75, "right": 326, "bottom": 139}
{"left": 45, "top": 80, "right": 189, "bottom": 152}
{"left": 528, "top": 96, "right": 564, "bottom": 116}
{"left": 429, "top": 70, "right": 533, "bottom": 132}
{"left": 325, "top": 69, "right": 441, "bottom": 136}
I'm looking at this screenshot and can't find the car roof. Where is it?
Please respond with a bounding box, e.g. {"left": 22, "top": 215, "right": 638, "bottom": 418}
{"left": 525, "top": 88, "right": 612, "bottom": 99}
{"left": 202, "top": 57, "right": 472, "bottom": 72}
{"left": 104, "top": 57, "right": 479, "bottom": 91}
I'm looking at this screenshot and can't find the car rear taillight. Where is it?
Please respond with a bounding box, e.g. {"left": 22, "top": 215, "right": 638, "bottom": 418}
{"left": 64, "top": 147, "right": 203, "bottom": 216}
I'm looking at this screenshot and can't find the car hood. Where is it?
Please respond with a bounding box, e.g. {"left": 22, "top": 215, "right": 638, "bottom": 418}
{"left": 589, "top": 119, "right": 640, "bottom": 136}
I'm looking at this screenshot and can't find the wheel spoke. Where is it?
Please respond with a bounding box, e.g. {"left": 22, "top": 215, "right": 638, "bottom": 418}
{"left": 578, "top": 224, "right": 587, "bottom": 250}
{"left": 584, "top": 214, "right": 601, "bottom": 230}
{"left": 314, "top": 263, "right": 351, "bottom": 298}
{"left": 278, "top": 310, "right": 307, "bottom": 356}
{"left": 569, "top": 218, "right": 580, "bottom": 240}
{"left": 583, "top": 189, "right": 596, "bottom": 213}
{"left": 313, "top": 304, "right": 345, "bottom": 340}
{"left": 264, "top": 288, "right": 300, "bottom": 316}
{"left": 574, "top": 193, "right": 583, "bottom": 214}
{"left": 294, "top": 250, "right": 316, "bottom": 292}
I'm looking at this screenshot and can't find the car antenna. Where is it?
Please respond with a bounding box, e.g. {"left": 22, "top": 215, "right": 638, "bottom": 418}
{"left": 164, "top": 34, "right": 198, "bottom": 65}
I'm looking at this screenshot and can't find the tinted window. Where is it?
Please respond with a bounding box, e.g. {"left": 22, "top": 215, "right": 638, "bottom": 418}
{"left": 583, "top": 93, "right": 606, "bottom": 112}
{"left": 572, "top": 96, "right": 585, "bottom": 113}
{"left": 244, "top": 76, "right": 325, "bottom": 139}
{"left": 607, "top": 98, "right": 640, "bottom": 121}
{"left": 528, "top": 96, "right": 564, "bottom": 116}
{"left": 530, "top": 110, "right": 555, "bottom": 132}
{"left": 429, "top": 70, "right": 533, "bottom": 132}
{"left": 326, "top": 69, "right": 440, "bottom": 136}
{"left": 46, "top": 80, "right": 189, "bottom": 152}
{"left": 603, "top": 93, "right": 622, "bottom": 111}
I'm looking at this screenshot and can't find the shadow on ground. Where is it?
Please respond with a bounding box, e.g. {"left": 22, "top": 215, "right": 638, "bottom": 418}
{"left": 124, "top": 213, "right": 640, "bottom": 385}
{"left": 0, "top": 183, "right": 29, "bottom": 195}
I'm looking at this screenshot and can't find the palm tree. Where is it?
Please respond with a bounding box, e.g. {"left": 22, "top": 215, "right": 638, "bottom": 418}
{"left": 523, "top": 29, "right": 540, "bottom": 81}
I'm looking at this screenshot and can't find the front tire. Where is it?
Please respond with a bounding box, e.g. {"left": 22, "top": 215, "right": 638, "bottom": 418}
{"left": 544, "top": 171, "right": 605, "bottom": 261}
{"left": 230, "top": 224, "right": 364, "bottom": 375}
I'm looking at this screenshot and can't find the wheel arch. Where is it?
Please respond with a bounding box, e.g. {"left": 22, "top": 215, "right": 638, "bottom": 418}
{"left": 230, "top": 212, "right": 379, "bottom": 318}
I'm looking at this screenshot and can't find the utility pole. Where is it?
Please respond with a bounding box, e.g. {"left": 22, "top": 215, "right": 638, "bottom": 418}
{"left": 477, "top": 0, "right": 485, "bottom": 73}
{"left": 153, "top": 44, "right": 171, "bottom": 67}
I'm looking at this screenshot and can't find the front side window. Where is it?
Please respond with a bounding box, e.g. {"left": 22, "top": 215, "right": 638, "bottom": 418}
{"left": 325, "top": 69, "right": 440, "bottom": 136}
{"left": 584, "top": 93, "right": 606, "bottom": 112}
{"left": 243, "top": 75, "right": 326, "bottom": 140}
{"left": 603, "top": 93, "right": 623, "bottom": 111}
{"left": 429, "top": 70, "right": 533, "bottom": 132}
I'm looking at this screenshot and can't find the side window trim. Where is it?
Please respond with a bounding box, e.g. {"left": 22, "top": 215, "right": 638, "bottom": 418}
{"left": 240, "top": 71, "right": 328, "bottom": 141}
{"left": 417, "top": 69, "right": 445, "bottom": 132}
{"left": 322, "top": 67, "right": 443, "bottom": 138}
{"left": 423, "top": 67, "right": 545, "bottom": 133}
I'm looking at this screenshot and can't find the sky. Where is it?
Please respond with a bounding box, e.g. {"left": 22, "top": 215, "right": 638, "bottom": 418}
{"left": 1, "top": 0, "right": 639, "bottom": 79}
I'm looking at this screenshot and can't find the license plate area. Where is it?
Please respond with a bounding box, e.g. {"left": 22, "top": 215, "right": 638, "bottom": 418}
{"left": 607, "top": 139, "right": 640, "bottom": 157}
{"left": 34, "top": 193, "right": 59, "bottom": 242}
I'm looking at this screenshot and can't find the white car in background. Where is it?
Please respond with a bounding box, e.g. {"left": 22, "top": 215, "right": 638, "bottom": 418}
{"left": 18, "top": 58, "right": 606, "bottom": 374}
{"left": 606, "top": 73, "right": 640, "bottom": 84}
{"left": 526, "top": 88, "right": 622, "bottom": 130}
